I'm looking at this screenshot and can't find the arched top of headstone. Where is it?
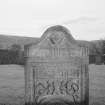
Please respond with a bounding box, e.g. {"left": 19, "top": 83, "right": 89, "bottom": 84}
{"left": 25, "top": 25, "right": 86, "bottom": 58}
{"left": 25, "top": 25, "right": 77, "bottom": 49}
{"left": 40, "top": 25, "right": 76, "bottom": 44}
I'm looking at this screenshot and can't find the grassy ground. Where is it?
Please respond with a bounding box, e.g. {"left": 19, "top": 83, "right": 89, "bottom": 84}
{"left": 89, "top": 64, "right": 105, "bottom": 105}
{"left": 0, "top": 64, "right": 105, "bottom": 105}
{"left": 0, "top": 65, "right": 25, "bottom": 105}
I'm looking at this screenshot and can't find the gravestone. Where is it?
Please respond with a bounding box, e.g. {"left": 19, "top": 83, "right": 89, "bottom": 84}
{"left": 24, "top": 25, "right": 89, "bottom": 105}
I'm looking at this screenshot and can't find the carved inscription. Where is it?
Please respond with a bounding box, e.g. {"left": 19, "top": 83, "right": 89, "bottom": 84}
{"left": 35, "top": 79, "right": 80, "bottom": 102}
{"left": 32, "top": 63, "right": 81, "bottom": 103}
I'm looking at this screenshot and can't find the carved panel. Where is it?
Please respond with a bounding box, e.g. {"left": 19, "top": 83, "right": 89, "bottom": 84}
{"left": 31, "top": 60, "right": 82, "bottom": 103}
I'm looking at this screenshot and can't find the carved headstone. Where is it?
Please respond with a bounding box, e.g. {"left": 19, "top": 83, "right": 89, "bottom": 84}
{"left": 24, "top": 25, "right": 89, "bottom": 105}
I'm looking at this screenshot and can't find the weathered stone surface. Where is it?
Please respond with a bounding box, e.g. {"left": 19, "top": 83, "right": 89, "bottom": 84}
{"left": 24, "top": 25, "right": 89, "bottom": 105}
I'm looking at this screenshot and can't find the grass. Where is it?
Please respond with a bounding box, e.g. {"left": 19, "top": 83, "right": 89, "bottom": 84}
{"left": 0, "top": 64, "right": 105, "bottom": 105}
{"left": 89, "top": 64, "right": 105, "bottom": 105}
{"left": 0, "top": 65, "right": 24, "bottom": 105}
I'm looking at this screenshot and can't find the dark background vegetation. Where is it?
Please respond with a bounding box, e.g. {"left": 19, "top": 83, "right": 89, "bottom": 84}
{"left": 0, "top": 35, "right": 39, "bottom": 65}
{"left": 0, "top": 35, "right": 105, "bottom": 65}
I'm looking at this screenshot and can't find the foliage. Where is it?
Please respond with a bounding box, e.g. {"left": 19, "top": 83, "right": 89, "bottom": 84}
{"left": 9, "top": 44, "right": 21, "bottom": 51}
{"left": 90, "top": 39, "right": 105, "bottom": 55}
{"left": 0, "top": 49, "right": 24, "bottom": 65}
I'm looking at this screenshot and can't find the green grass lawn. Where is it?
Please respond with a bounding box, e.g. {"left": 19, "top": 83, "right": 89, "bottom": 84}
{"left": 0, "top": 64, "right": 105, "bottom": 105}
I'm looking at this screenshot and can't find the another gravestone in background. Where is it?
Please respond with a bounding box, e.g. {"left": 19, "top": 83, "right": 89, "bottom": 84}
{"left": 24, "top": 25, "right": 89, "bottom": 105}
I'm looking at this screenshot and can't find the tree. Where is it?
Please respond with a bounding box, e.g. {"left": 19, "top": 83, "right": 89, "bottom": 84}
{"left": 0, "top": 44, "right": 3, "bottom": 49}
{"left": 10, "top": 44, "right": 21, "bottom": 51}
{"left": 97, "top": 39, "right": 105, "bottom": 55}
{"left": 101, "top": 39, "right": 105, "bottom": 64}
{"left": 102, "top": 40, "right": 105, "bottom": 55}
{"left": 91, "top": 40, "right": 105, "bottom": 55}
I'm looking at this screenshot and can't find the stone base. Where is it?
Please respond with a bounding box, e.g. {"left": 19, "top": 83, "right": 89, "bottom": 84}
{"left": 25, "top": 100, "right": 88, "bottom": 105}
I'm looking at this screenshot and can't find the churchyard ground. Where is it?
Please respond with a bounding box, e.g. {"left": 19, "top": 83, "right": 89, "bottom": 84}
{"left": 0, "top": 64, "right": 105, "bottom": 105}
